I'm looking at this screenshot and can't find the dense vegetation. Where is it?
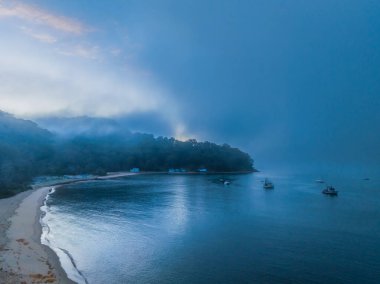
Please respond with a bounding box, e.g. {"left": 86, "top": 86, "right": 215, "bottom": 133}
{"left": 0, "top": 111, "right": 254, "bottom": 198}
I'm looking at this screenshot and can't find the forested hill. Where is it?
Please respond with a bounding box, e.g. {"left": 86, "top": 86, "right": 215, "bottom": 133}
{"left": 0, "top": 112, "right": 54, "bottom": 197}
{"left": 0, "top": 111, "right": 255, "bottom": 198}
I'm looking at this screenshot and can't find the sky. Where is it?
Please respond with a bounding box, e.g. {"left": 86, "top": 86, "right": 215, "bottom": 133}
{"left": 0, "top": 0, "right": 379, "bottom": 168}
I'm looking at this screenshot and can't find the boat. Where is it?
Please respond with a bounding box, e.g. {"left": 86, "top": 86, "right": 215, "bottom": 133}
{"left": 315, "top": 179, "right": 325, "bottom": 183}
{"left": 219, "top": 178, "right": 231, "bottom": 185}
{"left": 322, "top": 185, "right": 338, "bottom": 196}
{"left": 263, "top": 178, "right": 274, "bottom": 189}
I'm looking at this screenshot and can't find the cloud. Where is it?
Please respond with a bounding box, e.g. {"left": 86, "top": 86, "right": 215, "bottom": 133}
{"left": 0, "top": 1, "right": 189, "bottom": 139}
{"left": 0, "top": 27, "right": 186, "bottom": 139}
{"left": 57, "top": 44, "right": 100, "bottom": 60}
{"left": 20, "top": 26, "right": 57, "bottom": 43}
{"left": 0, "top": 45, "right": 159, "bottom": 116}
{"left": 0, "top": 1, "right": 87, "bottom": 35}
{"left": 0, "top": 1, "right": 98, "bottom": 59}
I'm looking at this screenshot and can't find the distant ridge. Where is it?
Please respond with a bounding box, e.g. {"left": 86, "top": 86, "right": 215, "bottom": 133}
{"left": 0, "top": 111, "right": 52, "bottom": 141}
{"left": 35, "top": 116, "right": 128, "bottom": 137}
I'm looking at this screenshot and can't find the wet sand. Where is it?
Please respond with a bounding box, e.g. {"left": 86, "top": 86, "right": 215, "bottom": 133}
{"left": 0, "top": 186, "right": 74, "bottom": 283}
{"left": 0, "top": 172, "right": 137, "bottom": 283}
{"left": 0, "top": 171, "right": 246, "bottom": 283}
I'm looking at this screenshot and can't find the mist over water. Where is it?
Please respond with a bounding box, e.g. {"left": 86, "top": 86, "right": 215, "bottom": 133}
{"left": 44, "top": 172, "right": 380, "bottom": 284}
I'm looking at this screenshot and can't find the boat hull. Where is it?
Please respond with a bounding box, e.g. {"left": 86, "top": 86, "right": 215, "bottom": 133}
{"left": 322, "top": 190, "right": 338, "bottom": 196}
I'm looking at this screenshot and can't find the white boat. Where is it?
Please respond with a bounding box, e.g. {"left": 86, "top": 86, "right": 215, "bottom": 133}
{"left": 219, "top": 178, "right": 231, "bottom": 185}
{"left": 263, "top": 178, "right": 274, "bottom": 189}
{"left": 322, "top": 185, "right": 338, "bottom": 196}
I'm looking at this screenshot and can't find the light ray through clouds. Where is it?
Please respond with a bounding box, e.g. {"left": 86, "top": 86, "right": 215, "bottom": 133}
{"left": 0, "top": 0, "right": 188, "bottom": 139}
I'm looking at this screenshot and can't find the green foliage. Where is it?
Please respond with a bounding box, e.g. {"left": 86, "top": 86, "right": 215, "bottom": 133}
{"left": 0, "top": 112, "right": 53, "bottom": 196}
{"left": 0, "top": 112, "right": 254, "bottom": 198}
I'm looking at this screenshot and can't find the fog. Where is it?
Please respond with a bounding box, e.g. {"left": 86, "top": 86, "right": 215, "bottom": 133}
{"left": 1, "top": 0, "right": 379, "bottom": 169}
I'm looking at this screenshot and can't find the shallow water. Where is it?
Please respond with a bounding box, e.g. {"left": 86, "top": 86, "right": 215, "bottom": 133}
{"left": 43, "top": 171, "right": 380, "bottom": 283}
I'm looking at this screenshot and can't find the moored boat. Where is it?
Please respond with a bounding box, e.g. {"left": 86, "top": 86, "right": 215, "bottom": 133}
{"left": 219, "top": 178, "right": 231, "bottom": 185}
{"left": 322, "top": 185, "right": 338, "bottom": 196}
{"left": 263, "top": 178, "right": 274, "bottom": 189}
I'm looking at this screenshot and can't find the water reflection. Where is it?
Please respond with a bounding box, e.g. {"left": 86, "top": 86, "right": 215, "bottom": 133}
{"left": 45, "top": 173, "right": 380, "bottom": 284}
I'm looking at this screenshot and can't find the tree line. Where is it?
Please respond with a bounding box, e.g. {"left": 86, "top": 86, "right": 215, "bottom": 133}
{"left": 0, "top": 112, "right": 254, "bottom": 198}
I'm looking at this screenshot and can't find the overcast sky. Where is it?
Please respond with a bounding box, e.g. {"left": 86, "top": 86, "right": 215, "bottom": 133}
{"left": 0, "top": 0, "right": 379, "bottom": 168}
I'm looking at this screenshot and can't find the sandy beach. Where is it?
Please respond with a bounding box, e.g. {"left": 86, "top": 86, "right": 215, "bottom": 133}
{"left": 0, "top": 171, "right": 248, "bottom": 283}
{"left": 0, "top": 172, "right": 139, "bottom": 284}
{"left": 0, "top": 186, "right": 75, "bottom": 284}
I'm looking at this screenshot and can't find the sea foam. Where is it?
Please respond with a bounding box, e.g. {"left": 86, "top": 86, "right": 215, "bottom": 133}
{"left": 40, "top": 187, "right": 88, "bottom": 284}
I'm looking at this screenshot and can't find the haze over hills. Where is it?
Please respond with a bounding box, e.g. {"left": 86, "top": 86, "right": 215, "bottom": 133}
{"left": 35, "top": 112, "right": 178, "bottom": 138}
{"left": 0, "top": 111, "right": 254, "bottom": 198}
{"left": 35, "top": 116, "right": 129, "bottom": 137}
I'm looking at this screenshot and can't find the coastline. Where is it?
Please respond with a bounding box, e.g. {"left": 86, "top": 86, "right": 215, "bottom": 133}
{"left": 0, "top": 171, "right": 254, "bottom": 283}
{"left": 0, "top": 186, "right": 75, "bottom": 283}
{"left": 0, "top": 172, "right": 138, "bottom": 283}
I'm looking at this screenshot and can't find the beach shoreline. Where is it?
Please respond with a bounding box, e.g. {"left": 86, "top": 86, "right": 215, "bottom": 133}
{"left": 0, "top": 186, "right": 76, "bottom": 283}
{"left": 0, "top": 172, "right": 138, "bottom": 283}
{"left": 0, "top": 170, "right": 254, "bottom": 283}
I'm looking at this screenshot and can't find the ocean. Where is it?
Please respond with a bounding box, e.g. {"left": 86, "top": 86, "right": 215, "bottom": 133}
{"left": 40, "top": 171, "right": 380, "bottom": 283}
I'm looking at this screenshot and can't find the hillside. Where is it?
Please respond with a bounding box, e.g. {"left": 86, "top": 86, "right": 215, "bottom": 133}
{"left": 0, "top": 112, "right": 255, "bottom": 198}
{"left": 0, "top": 112, "right": 54, "bottom": 197}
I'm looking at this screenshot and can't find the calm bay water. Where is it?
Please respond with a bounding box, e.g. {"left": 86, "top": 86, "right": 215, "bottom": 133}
{"left": 42, "top": 171, "right": 380, "bottom": 283}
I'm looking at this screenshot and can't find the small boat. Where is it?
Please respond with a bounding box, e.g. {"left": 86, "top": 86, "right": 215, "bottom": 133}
{"left": 219, "top": 178, "right": 231, "bottom": 185}
{"left": 322, "top": 185, "right": 338, "bottom": 196}
{"left": 263, "top": 178, "right": 274, "bottom": 189}
{"left": 315, "top": 179, "right": 325, "bottom": 183}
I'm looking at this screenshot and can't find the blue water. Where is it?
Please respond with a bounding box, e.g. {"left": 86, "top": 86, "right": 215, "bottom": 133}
{"left": 43, "top": 172, "right": 380, "bottom": 283}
